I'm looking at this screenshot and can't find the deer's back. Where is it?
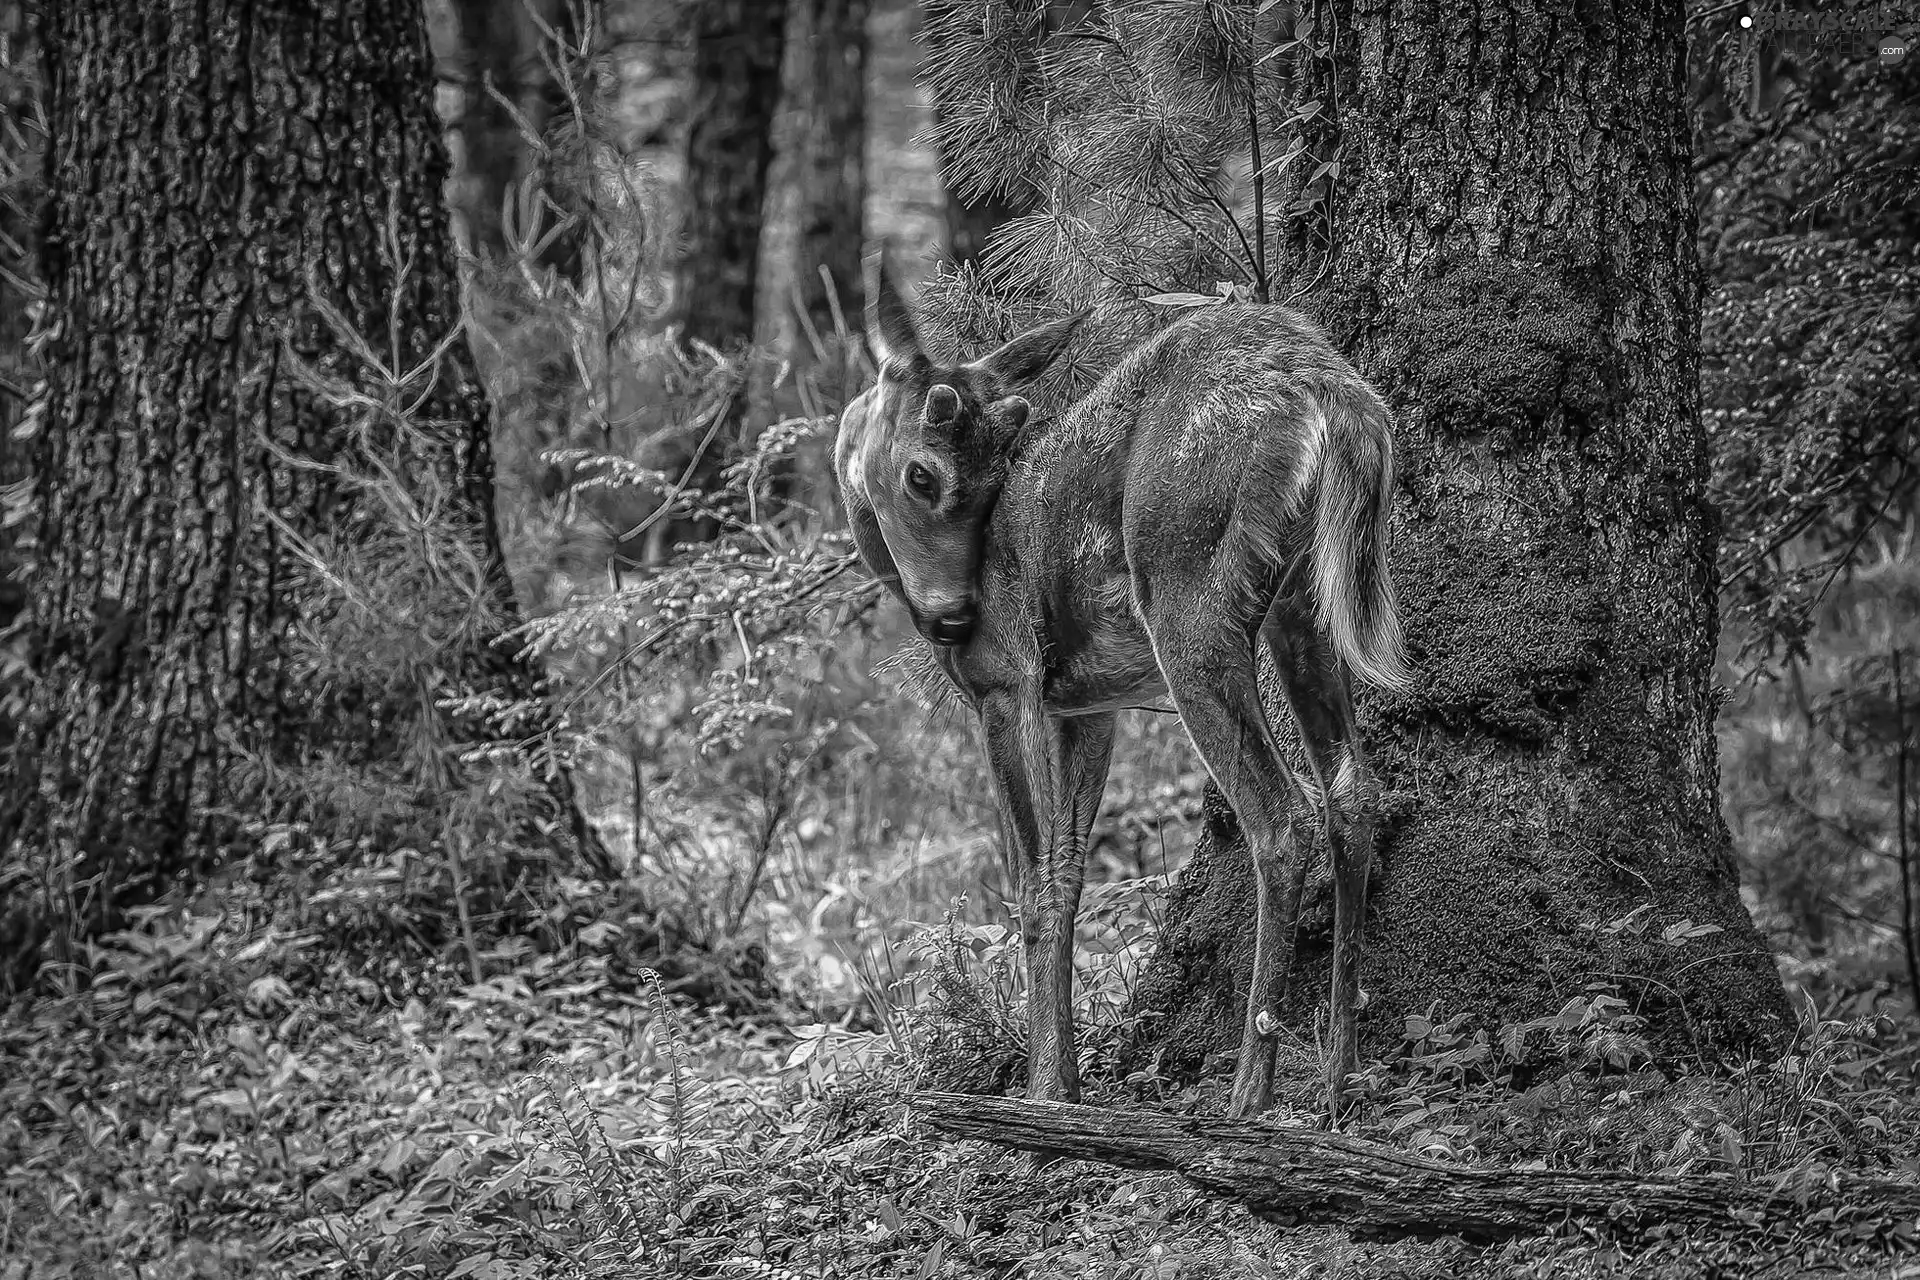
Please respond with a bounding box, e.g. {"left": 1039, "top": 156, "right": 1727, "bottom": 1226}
{"left": 952, "top": 305, "right": 1344, "bottom": 712}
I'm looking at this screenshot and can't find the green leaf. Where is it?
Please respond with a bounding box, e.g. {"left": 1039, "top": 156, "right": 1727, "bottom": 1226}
{"left": 1259, "top": 140, "right": 1308, "bottom": 177}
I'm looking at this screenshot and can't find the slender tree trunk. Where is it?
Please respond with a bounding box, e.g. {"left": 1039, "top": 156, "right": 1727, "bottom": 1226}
{"left": 0, "top": 0, "right": 42, "bottom": 752}
{"left": 790, "top": 0, "right": 868, "bottom": 346}
{"left": 0, "top": 0, "right": 605, "bottom": 987}
{"left": 749, "top": 0, "right": 868, "bottom": 520}
{"left": 444, "top": 0, "right": 583, "bottom": 275}
{"left": 642, "top": 0, "right": 785, "bottom": 557}
{"left": 434, "top": 0, "right": 597, "bottom": 523}
{"left": 677, "top": 0, "right": 787, "bottom": 350}
{"left": 1125, "top": 0, "right": 1790, "bottom": 1079}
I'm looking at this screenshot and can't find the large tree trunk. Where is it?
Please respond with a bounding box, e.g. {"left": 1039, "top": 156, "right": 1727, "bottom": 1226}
{"left": 0, "top": 0, "right": 605, "bottom": 986}
{"left": 1124, "top": 0, "right": 1789, "bottom": 1079}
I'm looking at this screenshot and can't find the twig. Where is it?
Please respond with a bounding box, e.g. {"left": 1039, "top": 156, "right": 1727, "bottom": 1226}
{"left": 446, "top": 833, "right": 487, "bottom": 988}
{"left": 1805, "top": 456, "right": 1914, "bottom": 617}
{"left": 616, "top": 379, "right": 738, "bottom": 544}
{"left": 1895, "top": 648, "right": 1919, "bottom": 1008}
{"left": 1246, "top": 0, "right": 1269, "bottom": 304}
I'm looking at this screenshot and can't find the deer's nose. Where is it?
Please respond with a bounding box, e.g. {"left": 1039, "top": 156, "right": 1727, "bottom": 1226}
{"left": 926, "top": 606, "right": 977, "bottom": 647}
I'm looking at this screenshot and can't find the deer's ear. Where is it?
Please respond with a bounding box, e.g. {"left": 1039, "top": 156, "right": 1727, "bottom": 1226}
{"left": 967, "top": 308, "right": 1090, "bottom": 386}
{"left": 867, "top": 256, "right": 925, "bottom": 367}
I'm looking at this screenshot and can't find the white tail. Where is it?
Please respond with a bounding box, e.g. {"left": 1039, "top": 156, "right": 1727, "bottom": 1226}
{"left": 1310, "top": 384, "right": 1410, "bottom": 691}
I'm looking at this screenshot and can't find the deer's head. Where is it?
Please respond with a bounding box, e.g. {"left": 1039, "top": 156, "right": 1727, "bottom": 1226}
{"left": 835, "top": 262, "right": 1086, "bottom": 648}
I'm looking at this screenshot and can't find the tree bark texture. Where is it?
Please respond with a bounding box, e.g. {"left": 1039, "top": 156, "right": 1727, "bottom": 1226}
{"left": 1124, "top": 0, "right": 1790, "bottom": 1078}
{"left": 918, "top": 1093, "right": 1920, "bottom": 1244}
{"left": 0, "top": 0, "right": 604, "bottom": 983}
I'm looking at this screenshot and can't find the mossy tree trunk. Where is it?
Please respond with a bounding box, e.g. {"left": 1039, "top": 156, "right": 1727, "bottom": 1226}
{"left": 0, "top": 0, "right": 604, "bottom": 986}
{"left": 1124, "top": 0, "right": 1790, "bottom": 1080}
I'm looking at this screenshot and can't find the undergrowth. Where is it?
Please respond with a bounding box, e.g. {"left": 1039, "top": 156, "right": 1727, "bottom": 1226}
{"left": 2, "top": 888, "right": 1915, "bottom": 1279}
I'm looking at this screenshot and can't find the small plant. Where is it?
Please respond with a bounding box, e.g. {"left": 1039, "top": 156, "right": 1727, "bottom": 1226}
{"left": 903, "top": 904, "right": 1029, "bottom": 1097}
{"left": 1340, "top": 911, "right": 1802, "bottom": 1168}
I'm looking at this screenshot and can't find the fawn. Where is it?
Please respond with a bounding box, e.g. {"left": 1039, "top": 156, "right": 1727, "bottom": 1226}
{"left": 834, "top": 264, "right": 1408, "bottom": 1117}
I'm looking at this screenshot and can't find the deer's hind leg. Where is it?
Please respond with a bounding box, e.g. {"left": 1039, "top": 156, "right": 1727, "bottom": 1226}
{"left": 1262, "top": 589, "right": 1373, "bottom": 1120}
{"left": 1136, "top": 577, "right": 1313, "bottom": 1118}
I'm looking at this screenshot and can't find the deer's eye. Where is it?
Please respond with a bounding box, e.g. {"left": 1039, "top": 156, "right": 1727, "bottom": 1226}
{"left": 905, "top": 463, "right": 940, "bottom": 502}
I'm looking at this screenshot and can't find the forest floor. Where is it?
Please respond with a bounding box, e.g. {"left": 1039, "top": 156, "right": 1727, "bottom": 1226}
{"left": 2, "top": 844, "right": 1918, "bottom": 1280}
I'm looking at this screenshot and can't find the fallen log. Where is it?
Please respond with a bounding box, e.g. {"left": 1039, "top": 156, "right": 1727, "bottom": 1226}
{"left": 916, "top": 1091, "right": 1920, "bottom": 1243}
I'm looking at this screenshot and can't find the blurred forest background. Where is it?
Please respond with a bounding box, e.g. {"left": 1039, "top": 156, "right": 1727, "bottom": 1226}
{"left": 0, "top": 0, "right": 1915, "bottom": 1276}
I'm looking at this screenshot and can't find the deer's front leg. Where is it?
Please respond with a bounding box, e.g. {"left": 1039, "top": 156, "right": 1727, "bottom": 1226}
{"left": 981, "top": 697, "right": 1115, "bottom": 1103}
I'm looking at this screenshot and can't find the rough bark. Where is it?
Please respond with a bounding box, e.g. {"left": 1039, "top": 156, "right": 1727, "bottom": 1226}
{"left": 918, "top": 1093, "right": 1920, "bottom": 1244}
{"left": 1123, "top": 0, "right": 1790, "bottom": 1079}
{"left": 0, "top": 0, "right": 606, "bottom": 985}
